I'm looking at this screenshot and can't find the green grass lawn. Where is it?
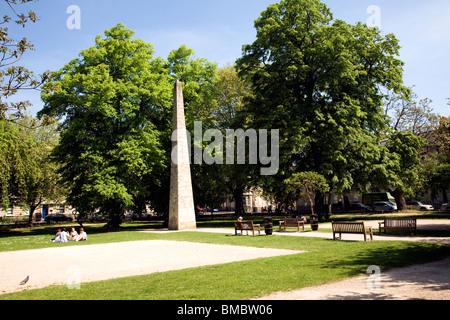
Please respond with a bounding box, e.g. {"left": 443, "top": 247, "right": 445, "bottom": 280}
{"left": 1, "top": 221, "right": 450, "bottom": 300}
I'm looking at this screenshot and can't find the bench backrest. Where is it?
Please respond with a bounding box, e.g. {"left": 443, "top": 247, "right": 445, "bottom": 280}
{"left": 385, "top": 218, "right": 416, "bottom": 228}
{"left": 332, "top": 222, "right": 365, "bottom": 233}
{"left": 235, "top": 222, "right": 254, "bottom": 230}
{"left": 284, "top": 218, "right": 300, "bottom": 224}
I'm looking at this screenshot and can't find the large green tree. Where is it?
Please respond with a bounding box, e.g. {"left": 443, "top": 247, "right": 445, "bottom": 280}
{"left": 381, "top": 88, "right": 441, "bottom": 207}
{"left": 0, "top": 115, "right": 63, "bottom": 226}
{"left": 285, "top": 171, "right": 329, "bottom": 215}
{"left": 39, "top": 24, "right": 220, "bottom": 226}
{"left": 423, "top": 117, "right": 450, "bottom": 202}
{"left": 236, "top": 0, "right": 408, "bottom": 214}
{"left": 213, "top": 64, "right": 255, "bottom": 215}
{"left": 376, "top": 131, "right": 426, "bottom": 210}
{"left": 39, "top": 24, "right": 169, "bottom": 227}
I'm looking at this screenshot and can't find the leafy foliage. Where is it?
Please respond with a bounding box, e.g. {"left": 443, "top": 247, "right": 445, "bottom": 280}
{"left": 0, "top": 115, "right": 62, "bottom": 224}
{"left": 236, "top": 0, "right": 409, "bottom": 211}
{"left": 38, "top": 24, "right": 220, "bottom": 226}
{"left": 0, "top": 0, "right": 52, "bottom": 124}
{"left": 39, "top": 24, "right": 170, "bottom": 226}
{"left": 285, "top": 171, "right": 329, "bottom": 215}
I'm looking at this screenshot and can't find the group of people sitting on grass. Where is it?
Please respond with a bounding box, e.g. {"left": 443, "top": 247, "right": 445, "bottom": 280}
{"left": 51, "top": 227, "right": 87, "bottom": 243}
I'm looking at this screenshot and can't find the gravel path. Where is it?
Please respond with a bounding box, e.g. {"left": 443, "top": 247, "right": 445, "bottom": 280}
{"left": 0, "top": 240, "right": 303, "bottom": 295}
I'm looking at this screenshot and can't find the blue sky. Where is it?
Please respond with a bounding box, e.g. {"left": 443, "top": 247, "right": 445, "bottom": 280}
{"left": 4, "top": 0, "right": 450, "bottom": 117}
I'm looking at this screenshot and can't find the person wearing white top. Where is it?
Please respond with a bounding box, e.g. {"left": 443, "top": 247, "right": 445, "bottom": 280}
{"left": 59, "top": 228, "right": 69, "bottom": 243}
{"left": 78, "top": 228, "right": 87, "bottom": 241}
{"left": 69, "top": 228, "right": 79, "bottom": 241}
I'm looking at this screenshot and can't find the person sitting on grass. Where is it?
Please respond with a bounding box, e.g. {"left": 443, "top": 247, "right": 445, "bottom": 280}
{"left": 51, "top": 229, "right": 61, "bottom": 242}
{"left": 59, "top": 228, "right": 69, "bottom": 243}
{"left": 69, "top": 228, "right": 79, "bottom": 241}
{"left": 78, "top": 228, "right": 87, "bottom": 241}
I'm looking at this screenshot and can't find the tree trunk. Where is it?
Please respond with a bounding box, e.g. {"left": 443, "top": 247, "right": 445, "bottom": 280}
{"left": 27, "top": 205, "right": 37, "bottom": 228}
{"left": 307, "top": 195, "right": 315, "bottom": 216}
{"left": 233, "top": 188, "right": 246, "bottom": 216}
{"left": 314, "top": 192, "right": 327, "bottom": 221}
{"left": 27, "top": 197, "right": 42, "bottom": 228}
{"left": 105, "top": 207, "right": 124, "bottom": 229}
{"left": 390, "top": 188, "right": 407, "bottom": 211}
{"left": 76, "top": 216, "right": 84, "bottom": 229}
{"left": 327, "top": 192, "right": 334, "bottom": 220}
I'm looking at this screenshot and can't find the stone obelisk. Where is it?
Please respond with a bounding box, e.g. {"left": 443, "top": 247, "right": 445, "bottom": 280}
{"left": 169, "top": 80, "right": 196, "bottom": 230}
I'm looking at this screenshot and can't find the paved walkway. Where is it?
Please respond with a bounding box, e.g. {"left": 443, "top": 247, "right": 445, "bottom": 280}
{"left": 193, "top": 219, "right": 450, "bottom": 244}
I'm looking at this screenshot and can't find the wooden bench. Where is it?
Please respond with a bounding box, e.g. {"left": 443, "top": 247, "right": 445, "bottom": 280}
{"left": 378, "top": 218, "right": 417, "bottom": 236}
{"left": 235, "top": 221, "right": 261, "bottom": 236}
{"left": 279, "top": 218, "right": 305, "bottom": 232}
{"left": 332, "top": 222, "right": 373, "bottom": 241}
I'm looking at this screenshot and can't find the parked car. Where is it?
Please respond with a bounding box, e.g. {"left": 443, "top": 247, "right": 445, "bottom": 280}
{"left": 129, "top": 212, "right": 152, "bottom": 220}
{"left": 372, "top": 201, "right": 397, "bottom": 212}
{"left": 331, "top": 203, "right": 345, "bottom": 213}
{"left": 44, "top": 214, "right": 73, "bottom": 223}
{"left": 441, "top": 203, "right": 450, "bottom": 211}
{"left": 406, "top": 201, "right": 434, "bottom": 211}
{"left": 347, "top": 203, "right": 372, "bottom": 213}
{"left": 89, "top": 213, "right": 110, "bottom": 222}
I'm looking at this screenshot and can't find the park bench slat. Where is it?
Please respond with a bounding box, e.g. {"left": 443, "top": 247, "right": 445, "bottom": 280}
{"left": 379, "top": 218, "right": 417, "bottom": 236}
{"left": 235, "top": 221, "right": 261, "bottom": 236}
{"left": 332, "top": 222, "right": 373, "bottom": 241}
{"left": 279, "top": 218, "right": 305, "bottom": 232}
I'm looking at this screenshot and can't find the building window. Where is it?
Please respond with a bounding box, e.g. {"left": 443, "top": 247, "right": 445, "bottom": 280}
{"left": 6, "top": 206, "right": 13, "bottom": 216}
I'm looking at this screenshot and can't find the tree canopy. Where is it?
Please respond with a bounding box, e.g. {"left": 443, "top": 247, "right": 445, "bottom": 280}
{"left": 0, "top": 115, "right": 62, "bottom": 225}
{"left": 39, "top": 24, "right": 170, "bottom": 227}
{"left": 236, "top": 0, "right": 410, "bottom": 212}
{"left": 38, "top": 24, "right": 220, "bottom": 226}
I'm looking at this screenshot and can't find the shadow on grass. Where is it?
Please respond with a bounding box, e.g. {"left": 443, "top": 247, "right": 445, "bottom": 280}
{"left": 0, "top": 221, "right": 167, "bottom": 252}
{"left": 0, "top": 221, "right": 165, "bottom": 237}
{"left": 323, "top": 239, "right": 450, "bottom": 279}
{"left": 321, "top": 243, "right": 450, "bottom": 300}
